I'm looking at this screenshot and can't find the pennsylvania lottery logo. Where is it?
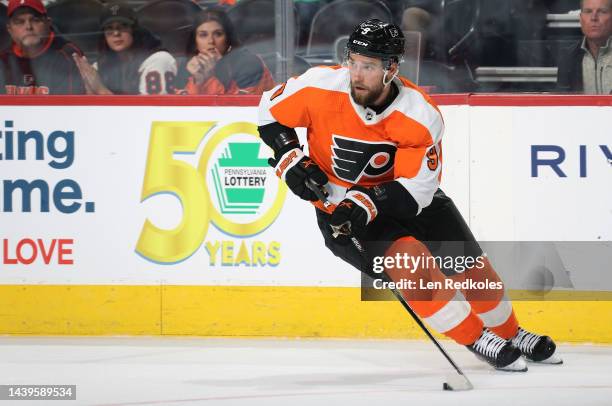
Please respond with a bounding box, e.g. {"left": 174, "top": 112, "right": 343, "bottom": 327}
{"left": 137, "top": 121, "right": 287, "bottom": 264}
{"left": 203, "top": 128, "right": 286, "bottom": 234}
{"left": 211, "top": 143, "right": 268, "bottom": 215}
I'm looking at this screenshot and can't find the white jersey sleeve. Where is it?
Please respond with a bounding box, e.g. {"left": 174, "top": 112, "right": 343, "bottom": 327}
{"left": 394, "top": 98, "right": 444, "bottom": 214}
{"left": 258, "top": 66, "right": 345, "bottom": 127}
{"left": 138, "top": 51, "right": 178, "bottom": 95}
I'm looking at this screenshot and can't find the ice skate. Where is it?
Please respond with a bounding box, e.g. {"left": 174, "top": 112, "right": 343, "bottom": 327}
{"left": 467, "top": 329, "right": 527, "bottom": 372}
{"left": 511, "top": 327, "right": 563, "bottom": 364}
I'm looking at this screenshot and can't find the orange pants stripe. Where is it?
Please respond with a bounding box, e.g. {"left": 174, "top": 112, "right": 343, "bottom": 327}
{"left": 384, "top": 237, "right": 518, "bottom": 344}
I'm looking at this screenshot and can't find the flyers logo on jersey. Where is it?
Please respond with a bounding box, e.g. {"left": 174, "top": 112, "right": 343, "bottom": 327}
{"left": 332, "top": 135, "right": 396, "bottom": 183}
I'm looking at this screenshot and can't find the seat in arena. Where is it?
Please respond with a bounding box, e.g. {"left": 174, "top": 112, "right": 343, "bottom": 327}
{"left": 46, "top": 0, "right": 106, "bottom": 57}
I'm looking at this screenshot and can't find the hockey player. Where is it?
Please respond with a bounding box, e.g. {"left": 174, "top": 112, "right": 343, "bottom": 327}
{"left": 258, "top": 19, "right": 563, "bottom": 371}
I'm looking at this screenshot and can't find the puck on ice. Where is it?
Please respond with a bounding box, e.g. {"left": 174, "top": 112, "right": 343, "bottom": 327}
{"left": 443, "top": 382, "right": 451, "bottom": 390}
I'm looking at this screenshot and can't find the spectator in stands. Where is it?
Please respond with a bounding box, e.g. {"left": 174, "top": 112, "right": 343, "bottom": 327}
{"left": 0, "top": 0, "right": 84, "bottom": 94}
{"left": 399, "top": 0, "right": 442, "bottom": 58}
{"left": 401, "top": 1, "right": 441, "bottom": 35}
{"left": 72, "top": 1, "right": 177, "bottom": 94}
{"left": 557, "top": 0, "right": 612, "bottom": 93}
{"left": 176, "top": 8, "right": 274, "bottom": 95}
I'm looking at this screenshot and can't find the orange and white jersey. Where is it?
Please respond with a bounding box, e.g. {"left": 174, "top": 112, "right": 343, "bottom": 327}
{"left": 258, "top": 65, "right": 444, "bottom": 214}
{"left": 137, "top": 51, "right": 177, "bottom": 95}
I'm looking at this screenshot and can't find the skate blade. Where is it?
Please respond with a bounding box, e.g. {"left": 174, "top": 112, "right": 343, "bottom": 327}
{"left": 530, "top": 353, "right": 563, "bottom": 365}
{"left": 496, "top": 356, "right": 528, "bottom": 372}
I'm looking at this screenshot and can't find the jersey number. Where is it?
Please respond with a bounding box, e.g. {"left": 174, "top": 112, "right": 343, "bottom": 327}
{"left": 427, "top": 146, "right": 439, "bottom": 171}
{"left": 146, "top": 71, "right": 176, "bottom": 94}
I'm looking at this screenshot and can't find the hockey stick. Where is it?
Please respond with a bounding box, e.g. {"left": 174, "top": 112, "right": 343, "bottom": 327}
{"left": 306, "top": 179, "right": 473, "bottom": 391}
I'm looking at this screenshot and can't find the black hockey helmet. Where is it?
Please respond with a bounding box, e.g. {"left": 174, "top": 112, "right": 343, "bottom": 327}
{"left": 346, "top": 19, "right": 405, "bottom": 63}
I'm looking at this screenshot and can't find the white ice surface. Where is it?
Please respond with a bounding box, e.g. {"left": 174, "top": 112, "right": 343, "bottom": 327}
{"left": 0, "top": 337, "right": 610, "bottom": 406}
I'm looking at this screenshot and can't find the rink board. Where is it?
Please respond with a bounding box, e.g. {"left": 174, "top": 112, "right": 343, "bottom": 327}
{"left": 1, "top": 95, "right": 611, "bottom": 341}
{"left": 1, "top": 285, "right": 612, "bottom": 343}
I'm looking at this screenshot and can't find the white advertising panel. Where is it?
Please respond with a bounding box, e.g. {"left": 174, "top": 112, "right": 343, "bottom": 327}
{"left": 0, "top": 106, "right": 343, "bottom": 286}
{"left": 470, "top": 106, "right": 612, "bottom": 241}
{"left": 8, "top": 102, "right": 610, "bottom": 289}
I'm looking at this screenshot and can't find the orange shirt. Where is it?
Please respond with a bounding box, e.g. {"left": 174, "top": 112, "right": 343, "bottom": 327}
{"left": 258, "top": 65, "right": 444, "bottom": 214}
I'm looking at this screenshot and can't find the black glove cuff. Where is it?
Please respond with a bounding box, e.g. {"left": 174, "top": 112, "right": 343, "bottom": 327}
{"left": 258, "top": 122, "right": 300, "bottom": 158}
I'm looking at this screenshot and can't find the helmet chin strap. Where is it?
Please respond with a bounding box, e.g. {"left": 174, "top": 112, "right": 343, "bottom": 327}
{"left": 382, "top": 69, "right": 397, "bottom": 87}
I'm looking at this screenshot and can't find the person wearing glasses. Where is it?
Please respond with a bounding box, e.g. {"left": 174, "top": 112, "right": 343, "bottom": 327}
{"left": 0, "top": 0, "right": 84, "bottom": 94}
{"left": 73, "top": 1, "right": 177, "bottom": 95}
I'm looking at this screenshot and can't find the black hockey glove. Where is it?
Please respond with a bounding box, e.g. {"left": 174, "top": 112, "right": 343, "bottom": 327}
{"left": 258, "top": 122, "right": 328, "bottom": 202}
{"left": 329, "top": 181, "right": 421, "bottom": 242}
{"left": 269, "top": 147, "right": 328, "bottom": 201}
{"left": 329, "top": 186, "right": 379, "bottom": 241}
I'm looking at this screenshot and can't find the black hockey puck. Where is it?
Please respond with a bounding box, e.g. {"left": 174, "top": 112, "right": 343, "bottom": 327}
{"left": 443, "top": 382, "right": 452, "bottom": 391}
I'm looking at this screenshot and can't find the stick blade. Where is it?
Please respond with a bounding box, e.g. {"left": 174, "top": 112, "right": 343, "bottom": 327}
{"left": 443, "top": 373, "right": 474, "bottom": 391}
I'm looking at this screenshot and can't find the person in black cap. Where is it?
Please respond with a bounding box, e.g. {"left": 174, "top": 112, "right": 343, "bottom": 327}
{"left": 0, "top": 0, "right": 85, "bottom": 94}
{"left": 73, "top": 1, "right": 177, "bottom": 94}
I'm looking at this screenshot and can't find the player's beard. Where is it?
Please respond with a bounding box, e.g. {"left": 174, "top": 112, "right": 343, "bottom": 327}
{"left": 350, "top": 80, "right": 384, "bottom": 106}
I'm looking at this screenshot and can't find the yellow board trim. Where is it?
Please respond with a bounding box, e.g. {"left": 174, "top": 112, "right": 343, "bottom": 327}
{"left": 0, "top": 285, "right": 611, "bottom": 343}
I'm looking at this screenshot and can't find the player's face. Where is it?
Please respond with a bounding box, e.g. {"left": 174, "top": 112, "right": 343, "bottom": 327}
{"left": 581, "top": 0, "right": 612, "bottom": 42}
{"left": 347, "top": 53, "right": 388, "bottom": 106}
{"left": 104, "top": 22, "right": 134, "bottom": 53}
{"left": 195, "top": 21, "right": 229, "bottom": 56}
{"left": 7, "top": 10, "right": 51, "bottom": 51}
